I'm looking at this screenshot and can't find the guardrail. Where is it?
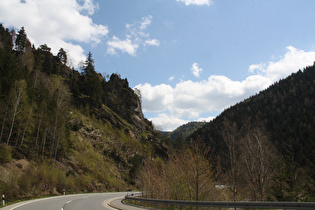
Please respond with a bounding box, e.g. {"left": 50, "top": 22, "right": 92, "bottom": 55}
{"left": 124, "top": 194, "right": 315, "bottom": 210}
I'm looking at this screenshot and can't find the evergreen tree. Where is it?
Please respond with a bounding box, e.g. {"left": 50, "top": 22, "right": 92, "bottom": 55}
{"left": 82, "top": 52, "right": 95, "bottom": 76}
{"left": 15, "top": 27, "right": 30, "bottom": 52}
{"left": 82, "top": 52, "right": 101, "bottom": 103}
{"left": 39, "top": 44, "right": 51, "bottom": 52}
{"left": 173, "top": 133, "right": 184, "bottom": 150}
{"left": 57, "top": 48, "right": 67, "bottom": 64}
{"left": 0, "top": 24, "right": 13, "bottom": 52}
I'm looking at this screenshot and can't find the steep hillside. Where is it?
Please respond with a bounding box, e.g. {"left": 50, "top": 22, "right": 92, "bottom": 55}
{"left": 0, "top": 24, "right": 169, "bottom": 200}
{"left": 189, "top": 64, "right": 315, "bottom": 200}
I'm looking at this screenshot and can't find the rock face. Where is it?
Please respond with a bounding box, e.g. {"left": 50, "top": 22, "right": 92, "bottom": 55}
{"left": 104, "top": 74, "right": 146, "bottom": 131}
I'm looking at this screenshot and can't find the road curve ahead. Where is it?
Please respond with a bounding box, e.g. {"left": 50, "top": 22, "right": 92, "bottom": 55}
{"left": 2, "top": 192, "right": 128, "bottom": 210}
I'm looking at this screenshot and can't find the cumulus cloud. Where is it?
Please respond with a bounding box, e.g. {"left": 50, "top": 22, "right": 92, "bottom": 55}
{"left": 191, "top": 62, "right": 203, "bottom": 77}
{"left": 0, "top": 0, "right": 108, "bottom": 67}
{"left": 135, "top": 83, "right": 174, "bottom": 113}
{"left": 265, "top": 46, "right": 315, "bottom": 81}
{"left": 79, "top": 0, "right": 99, "bottom": 15}
{"left": 107, "top": 36, "right": 139, "bottom": 56}
{"left": 106, "top": 15, "right": 159, "bottom": 56}
{"left": 176, "top": 0, "right": 212, "bottom": 6}
{"left": 136, "top": 46, "right": 315, "bottom": 131}
{"left": 150, "top": 114, "right": 188, "bottom": 131}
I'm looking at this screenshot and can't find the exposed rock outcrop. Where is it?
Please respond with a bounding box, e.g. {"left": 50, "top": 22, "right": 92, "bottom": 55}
{"left": 103, "top": 74, "right": 146, "bottom": 131}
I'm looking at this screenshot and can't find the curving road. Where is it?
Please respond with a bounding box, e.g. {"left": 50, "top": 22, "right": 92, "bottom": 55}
{"left": 2, "top": 192, "right": 129, "bottom": 210}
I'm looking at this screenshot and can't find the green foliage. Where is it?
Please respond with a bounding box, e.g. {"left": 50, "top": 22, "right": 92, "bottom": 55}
{"left": 168, "top": 121, "right": 206, "bottom": 142}
{"left": 81, "top": 52, "right": 102, "bottom": 103}
{"left": 0, "top": 143, "right": 12, "bottom": 163}
{"left": 173, "top": 133, "right": 184, "bottom": 150}
{"left": 0, "top": 24, "right": 13, "bottom": 52}
{"left": 57, "top": 48, "right": 67, "bottom": 64}
{"left": 15, "top": 27, "right": 30, "bottom": 52}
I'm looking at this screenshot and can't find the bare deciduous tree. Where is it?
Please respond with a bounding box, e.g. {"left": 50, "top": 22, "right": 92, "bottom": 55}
{"left": 240, "top": 125, "right": 279, "bottom": 201}
{"left": 222, "top": 119, "right": 239, "bottom": 201}
{"left": 141, "top": 140, "right": 216, "bottom": 201}
{"left": 7, "top": 80, "right": 27, "bottom": 145}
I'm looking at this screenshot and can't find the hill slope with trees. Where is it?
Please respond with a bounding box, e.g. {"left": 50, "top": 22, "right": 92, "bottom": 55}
{"left": 189, "top": 63, "right": 315, "bottom": 201}
{"left": 161, "top": 121, "right": 206, "bottom": 150}
{"left": 0, "top": 24, "right": 169, "bottom": 201}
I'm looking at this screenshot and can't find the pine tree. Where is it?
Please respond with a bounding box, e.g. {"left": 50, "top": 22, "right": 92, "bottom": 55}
{"left": 57, "top": 48, "right": 67, "bottom": 64}
{"left": 15, "top": 27, "right": 29, "bottom": 52}
{"left": 82, "top": 52, "right": 101, "bottom": 103}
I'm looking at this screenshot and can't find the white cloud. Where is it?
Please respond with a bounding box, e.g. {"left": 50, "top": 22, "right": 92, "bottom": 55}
{"left": 0, "top": 0, "right": 108, "bottom": 67}
{"left": 79, "top": 0, "right": 99, "bottom": 15}
{"left": 136, "top": 74, "right": 267, "bottom": 131}
{"left": 135, "top": 83, "right": 174, "bottom": 113}
{"left": 191, "top": 62, "right": 203, "bottom": 77}
{"left": 136, "top": 46, "right": 315, "bottom": 131}
{"left": 249, "top": 46, "right": 315, "bottom": 82}
{"left": 265, "top": 46, "right": 315, "bottom": 81}
{"left": 144, "top": 39, "right": 160, "bottom": 47}
{"left": 150, "top": 114, "right": 188, "bottom": 131}
{"left": 176, "top": 0, "right": 212, "bottom": 6}
{"left": 248, "top": 63, "right": 266, "bottom": 74}
{"left": 140, "top": 15, "right": 152, "bottom": 30}
{"left": 169, "top": 76, "right": 175, "bottom": 81}
{"left": 196, "top": 116, "right": 215, "bottom": 122}
{"left": 107, "top": 36, "right": 138, "bottom": 56}
{"left": 106, "top": 15, "right": 159, "bottom": 56}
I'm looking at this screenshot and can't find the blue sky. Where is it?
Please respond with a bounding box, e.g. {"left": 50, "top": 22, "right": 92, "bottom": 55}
{"left": 1, "top": 0, "right": 315, "bottom": 131}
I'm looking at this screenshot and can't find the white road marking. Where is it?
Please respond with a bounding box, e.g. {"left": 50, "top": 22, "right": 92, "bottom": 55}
{"left": 102, "top": 196, "right": 124, "bottom": 210}
{"left": 61, "top": 199, "right": 72, "bottom": 210}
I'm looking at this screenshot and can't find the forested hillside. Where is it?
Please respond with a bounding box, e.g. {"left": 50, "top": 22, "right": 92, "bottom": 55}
{"left": 0, "top": 24, "right": 169, "bottom": 201}
{"left": 161, "top": 121, "right": 206, "bottom": 150}
{"left": 189, "top": 64, "right": 315, "bottom": 201}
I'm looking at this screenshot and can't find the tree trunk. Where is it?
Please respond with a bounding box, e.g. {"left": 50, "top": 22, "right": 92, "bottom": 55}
{"left": 7, "top": 82, "right": 24, "bottom": 145}
{"left": 19, "top": 108, "right": 32, "bottom": 148}
{"left": 41, "top": 126, "right": 48, "bottom": 159}
{"left": 35, "top": 110, "right": 43, "bottom": 153}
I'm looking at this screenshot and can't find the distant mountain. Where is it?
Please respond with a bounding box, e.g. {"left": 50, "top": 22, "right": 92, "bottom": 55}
{"left": 189, "top": 64, "right": 315, "bottom": 200}
{"left": 163, "top": 121, "right": 207, "bottom": 141}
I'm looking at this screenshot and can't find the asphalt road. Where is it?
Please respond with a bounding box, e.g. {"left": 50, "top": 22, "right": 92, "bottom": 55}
{"left": 2, "top": 192, "right": 129, "bottom": 210}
